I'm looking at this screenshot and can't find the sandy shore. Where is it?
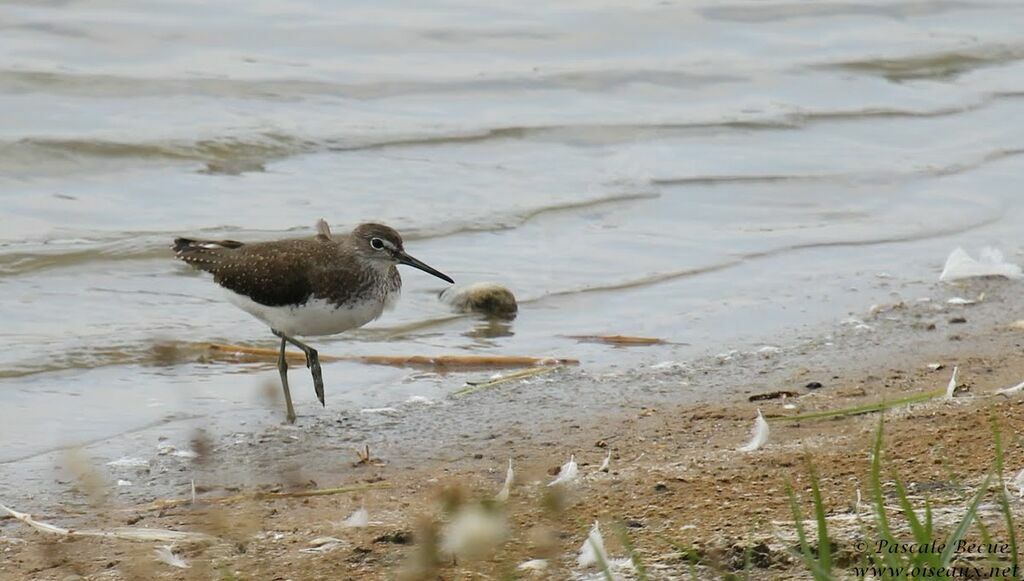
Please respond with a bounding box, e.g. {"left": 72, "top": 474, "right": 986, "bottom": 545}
{"left": 3, "top": 277, "right": 1024, "bottom": 579}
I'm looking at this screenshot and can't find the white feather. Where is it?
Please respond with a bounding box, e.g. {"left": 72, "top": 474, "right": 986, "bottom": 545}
{"left": 947, "top": 297, "right": 976, "bottom": 305}
{"left": 496, "top": 459, "right": 514, "bottom": 502}
{"left": 1, "top": 503, "right": 212, "bottom": 542}
{"left": 737, "top": 409, "right": 769, "bottom": 452}
{"left": 308, "top": 536, "right": 343, "bottom": 547}
{"left": 301, "top": 537, "right": 345, "bottom": 554}
{"left": 315, "top": 218, "right": 332, "bottom": 239}
{"left": 153, "top": 545, "right": 189, "bottom": 569}
{"left": 517, "top": 558, "right": 548, "bottom": 571}
{"left": 0, "top": 504, "right": 69, "bottom": 535}
{"left": 342, "top": 508, "right": 369, "bottom": 528}
{"left": 547, "top": 454, "right": 579, "bottom": 486}
{"left": 996, "top": 380, "right": 1024, "bottom": 395}
{"left": 945, "top": 366, "right": 959, "bottom": 399}
{"left": 599, "top": 451, "right": 611, "bottom": 472}
{"left": 577, "top": 521, "right": 609, "bottom": 569}
{"left": 940, "top": 247, "right": 1023, "bottom": 282}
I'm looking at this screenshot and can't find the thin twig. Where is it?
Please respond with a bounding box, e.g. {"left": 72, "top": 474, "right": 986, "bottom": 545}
{"left": 452, "top": 366, "right": 561, "bottom": 397}
{"left": 770, "top": 389, "right": 945, "bottom": 423}
{"left": 199, "top": 343, "right": 577, "bottom": 369}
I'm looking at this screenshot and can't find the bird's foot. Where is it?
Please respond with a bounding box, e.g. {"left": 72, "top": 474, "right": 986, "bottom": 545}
{"left": 314, "top": 378, "right": 325, "bottom": 407}
{"left": 309, "top": 357, "right": 325, "bottom": 407}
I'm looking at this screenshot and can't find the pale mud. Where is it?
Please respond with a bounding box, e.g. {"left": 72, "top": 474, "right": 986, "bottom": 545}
{"left": 2, "top": 277, "right": 1023, "bottom": 579}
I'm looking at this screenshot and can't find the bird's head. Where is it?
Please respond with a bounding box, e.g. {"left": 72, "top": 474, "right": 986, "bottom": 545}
{"left": 351, "top": 223, "right": 454, "bottom": 284}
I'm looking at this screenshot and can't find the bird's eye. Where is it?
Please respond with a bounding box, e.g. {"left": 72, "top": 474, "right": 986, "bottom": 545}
{"left": 370, "top": 237, "right": 385, "bottom": 250}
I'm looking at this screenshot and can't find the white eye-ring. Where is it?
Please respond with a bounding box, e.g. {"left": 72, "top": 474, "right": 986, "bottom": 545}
{"left": 370, "top": 237, "right": 385, "bottom": 250}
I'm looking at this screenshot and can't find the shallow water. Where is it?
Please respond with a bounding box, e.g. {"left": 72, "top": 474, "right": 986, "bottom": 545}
{"left": 2, "top": 0, "right": 1024, "bottom": 462}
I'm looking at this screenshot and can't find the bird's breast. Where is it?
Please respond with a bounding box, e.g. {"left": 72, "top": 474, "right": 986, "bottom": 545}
{"left": 225, "top": 291, "right": 388, "bottom": 337}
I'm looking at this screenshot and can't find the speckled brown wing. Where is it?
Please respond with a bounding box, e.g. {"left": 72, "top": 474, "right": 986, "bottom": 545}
{"left": 174, "top": 238, "right": 326, "bottom": 307}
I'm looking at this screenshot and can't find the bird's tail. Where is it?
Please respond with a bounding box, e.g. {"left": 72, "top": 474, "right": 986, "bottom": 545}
{"left": 172, "top": 237, "right": 245, "bottom": 272}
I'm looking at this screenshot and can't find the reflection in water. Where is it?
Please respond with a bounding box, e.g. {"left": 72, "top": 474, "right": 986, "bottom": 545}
{"left": 465, "top": 319, "right": 516, "bottom": 341}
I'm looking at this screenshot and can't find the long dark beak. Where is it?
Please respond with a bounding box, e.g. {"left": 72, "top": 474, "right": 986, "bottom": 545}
{"left": 396, "top": 251, "right": 454, "bottom": 284}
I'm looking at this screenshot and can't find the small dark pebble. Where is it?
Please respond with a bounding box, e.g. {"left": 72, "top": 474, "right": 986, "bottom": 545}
{"left": 472, "top": 453, "right": 483, "bottom": 459}
{"left": 374, "top": 530, "right": 413, "bottom": 545}
{"left": 805, "top": 381, "right": 824, "bottom": 390}
{"left": 950, "top": 317, "right": 967, "bottom": 324}
{"left": 125, "top": 515, "right": 142, "bottom": 526}
{"left": 654, "top": 483, "right": 669, "bottom": 492}
{"left": 626, "top": 520, "right": 645, "bottom": 528}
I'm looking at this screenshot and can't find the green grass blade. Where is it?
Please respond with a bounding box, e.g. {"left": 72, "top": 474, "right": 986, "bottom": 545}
{"left": 786, "top": 481, "right": 832, "bottom": 581}
{"left": 807, "top": 462, "right": 833, "bottom": 574}
{"left": 891, "top": 474, "right": 935, "bottom": 566}
{"left": 771, "top": 390, "right": 944, "bottom": 423}
{"left": 614, "top": 522, "right": 649, "bottom": 581}
{"left": 975, "top": 517, "right": 999, "bottom": 570}
{"left": 868, "top": 419, "right": 907, "bottom": 574}
{"left": 996, "top": 490, "right": 1020, "bottom": 572}
{"left": 657, "top": 534, "right": 703, "bottom": 577}
{"left": 924, "top": 498, "right": 934, "bottom": 540}
{"left": 870, "top": 420, "right": 895, "bottom": 542}
{"left": 990, "top": 419, "right": 1019, "bottom": 571}
{"left": 589, "top": 535, "right": 615, "bottom": 581}
{"left": 939, "top": 473, "right": 992, "bottom": 566}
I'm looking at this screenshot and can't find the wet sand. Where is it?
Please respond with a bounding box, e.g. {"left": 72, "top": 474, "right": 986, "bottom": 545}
{"left": 2, "top": 277, "right": 1024, "bottom": 579}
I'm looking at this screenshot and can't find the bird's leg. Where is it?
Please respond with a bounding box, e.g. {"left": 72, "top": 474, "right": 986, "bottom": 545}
{"left": 276, "top": 334, "right": 297, "bottom": 424}
{"left": 278, "top": 333, "right": 325, "bottom": 407}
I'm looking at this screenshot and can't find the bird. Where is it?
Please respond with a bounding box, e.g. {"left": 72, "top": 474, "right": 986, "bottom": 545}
{"left": 172, "top": 219, "right": 453, "bottom": 423}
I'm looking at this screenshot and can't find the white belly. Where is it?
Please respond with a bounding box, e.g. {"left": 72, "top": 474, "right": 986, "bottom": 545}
{"left": 224, "top": 291, "right": 392, "bottom": 337}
